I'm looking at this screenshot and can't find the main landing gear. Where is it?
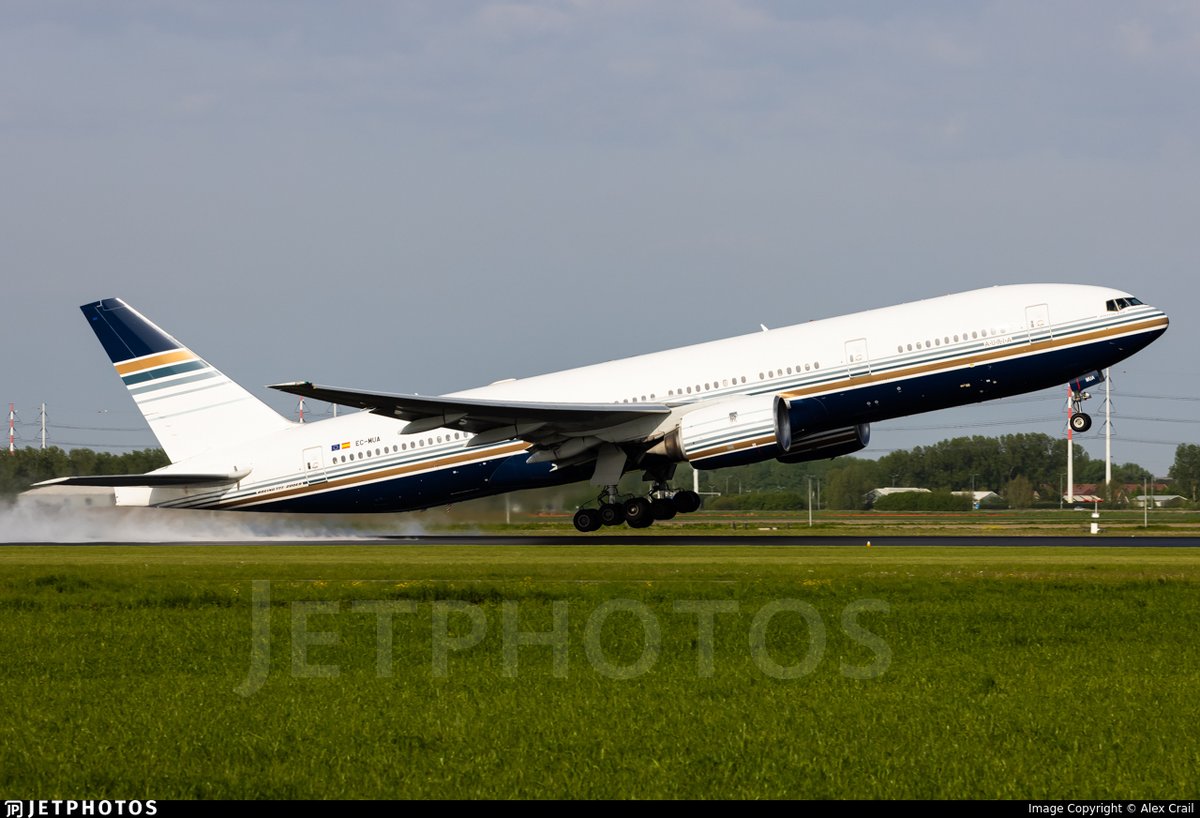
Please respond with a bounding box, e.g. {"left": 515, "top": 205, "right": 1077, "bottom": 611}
{"left": 1069, "top": 389, "right": 1093, "bottom": 433}
{"left": 572, "top": 484, "right": 703, "bottom": 533}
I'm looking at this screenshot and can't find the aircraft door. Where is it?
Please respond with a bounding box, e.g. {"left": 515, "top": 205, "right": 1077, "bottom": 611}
{"left": 302, "top": 446, "right": 327, "bottom": 485}
{"left": 845, "top": 338, "right": 871, "bottom": 379}
{"left": 1025, "top": 304, "right": 1052, "bottom": 342}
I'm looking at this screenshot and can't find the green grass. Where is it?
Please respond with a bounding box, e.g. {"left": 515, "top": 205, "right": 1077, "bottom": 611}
{"left": 1, "top": 545, "right": 1199, "bottom": 798}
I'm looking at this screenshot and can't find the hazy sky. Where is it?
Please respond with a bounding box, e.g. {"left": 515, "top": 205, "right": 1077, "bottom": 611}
{"left": 3, "top": 1, "right": 1198, "bottom": 479}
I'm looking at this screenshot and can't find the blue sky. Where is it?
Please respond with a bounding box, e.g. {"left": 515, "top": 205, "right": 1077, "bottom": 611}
{"left": 3, "top": 1, "right": 1198, "bottom": 478}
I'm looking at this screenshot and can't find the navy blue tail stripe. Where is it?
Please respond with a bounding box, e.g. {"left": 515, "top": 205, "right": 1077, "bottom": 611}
{"left": 120, "top": 359, "right": 208, "bottom": 386}
{"left": 81, "top": 298, "right": 181, "bottom": 363}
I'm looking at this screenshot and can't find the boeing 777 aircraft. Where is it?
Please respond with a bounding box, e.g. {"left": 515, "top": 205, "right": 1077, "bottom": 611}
{"left": 33, "top": 284, "right": 1167, "bottom": 531}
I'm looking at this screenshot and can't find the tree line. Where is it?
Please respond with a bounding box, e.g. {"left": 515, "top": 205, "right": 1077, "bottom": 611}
{"left": 0, "top": 447, "right": 169, "bottom": 496}
{"left": 3, "top": 436, "right": 1198, "bottom": 511}
{"left": 699, "top": 432, "right": 1191, "bottom": 511}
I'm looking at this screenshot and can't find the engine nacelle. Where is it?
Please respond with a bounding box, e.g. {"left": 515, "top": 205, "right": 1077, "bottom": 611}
{"left": 772, "top": 394, "right": 869, "bottom": 462}
{"left": 775, "top": 423, "right": 870, "bottom": 464}
{"left": 648, "top": 394, "right": 776, "bottom": 466}
{"left": 773, "top": 395, "right": 834, "bottom": 452}
{"left": 646, "top": 393, "right": 869, "bottom": 470}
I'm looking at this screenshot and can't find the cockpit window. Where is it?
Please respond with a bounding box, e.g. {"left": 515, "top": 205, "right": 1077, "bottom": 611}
{"left": 1106, "top": 297, "right": 1144, "bottom": 312}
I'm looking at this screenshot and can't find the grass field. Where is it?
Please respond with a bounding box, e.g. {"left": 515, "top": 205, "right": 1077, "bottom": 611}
{"left": 1, "top": 543, "right": 1199, "bottom": 799}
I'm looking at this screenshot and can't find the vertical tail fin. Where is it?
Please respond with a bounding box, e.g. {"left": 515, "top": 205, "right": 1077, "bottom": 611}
{"left": 81, "top": 298, "right": 293, "bottom": 463}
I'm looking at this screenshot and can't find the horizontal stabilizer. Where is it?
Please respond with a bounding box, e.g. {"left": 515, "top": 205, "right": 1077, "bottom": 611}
{"left": 33, "top": 470, "right": 251, "bottom": 489}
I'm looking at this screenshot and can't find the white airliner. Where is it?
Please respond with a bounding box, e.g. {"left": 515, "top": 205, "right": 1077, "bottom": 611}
{"left": 34, "top": 284, "right": 1167, "bottom": 531}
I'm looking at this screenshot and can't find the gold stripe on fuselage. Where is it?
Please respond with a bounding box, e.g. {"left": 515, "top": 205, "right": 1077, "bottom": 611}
{"left": 213, "top": 441, "right": 531, "bottom": 509}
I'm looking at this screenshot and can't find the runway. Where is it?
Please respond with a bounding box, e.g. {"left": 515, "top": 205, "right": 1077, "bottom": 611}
{"left": 388, "top": 534, "right": 1200, "bottom": 547}
{"left": 4, "top": 534, "right": 1200, "bottom": 546}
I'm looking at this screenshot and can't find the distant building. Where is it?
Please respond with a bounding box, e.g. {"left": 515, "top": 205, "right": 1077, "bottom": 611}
{"left": 1074, "top": 482, "right": 1169, "bottom": 496}
{"left": 1132, "top": 495, "right": 1187, "bottom": 508}
{"left": 952, "top": 490, "right": 1002, "bottom": 507}
{"left": 1066, "top": 482, "right": 1172, "bottom": 506}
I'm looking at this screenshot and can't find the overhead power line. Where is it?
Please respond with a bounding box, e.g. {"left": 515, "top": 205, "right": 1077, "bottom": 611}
{"left": 1117, "top": 415, "right": 1200, "bottom": 425}
{"left": 1119, "top": 393, "right": 1200, "bottom": 403}
{"left": 1110, "top": 437, "right": 1192, "bottom": 447}
{"left": 34, "top": 440, "right": 160, "bottom": 451}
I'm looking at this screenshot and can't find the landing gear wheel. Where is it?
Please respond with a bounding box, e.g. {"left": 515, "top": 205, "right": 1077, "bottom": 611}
{"left": 623, "top": 497, "right": 654, "bottom": 529}
{"left": 1070, "top": 412, "right": 1093, "bottom": 433}
{"left": 672, "top": 490, "right": 702, "bottom": 514}
{"left": 573, "top": 507, "right": 603, "bottom": 533}
{"left": 599, "top": 502, "right": 626, "bottom": 526}
{"left": 651, "top": 498, "right": 678, "bottom": 520}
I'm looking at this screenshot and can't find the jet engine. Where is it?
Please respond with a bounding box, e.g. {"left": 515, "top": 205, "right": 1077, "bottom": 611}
{"left": 647, "top": 394, "right": 776, "bottom": 467}
{"left": 775, "top": 423, "right": 870, "bottom": 464}
{"left": 646, "top": 393, "right": 869, "bottom": 469}
{"left": 773, "top": 394, "right": 869, "bottom": 461}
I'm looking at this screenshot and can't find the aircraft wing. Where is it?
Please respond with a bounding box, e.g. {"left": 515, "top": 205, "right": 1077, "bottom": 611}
{"left": 270, "top": 381, "right": 670, "bottom": 445}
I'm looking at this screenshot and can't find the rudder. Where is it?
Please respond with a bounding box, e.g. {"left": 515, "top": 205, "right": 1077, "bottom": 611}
{"left": 82, "top": 298, "right": 293, "bottom": 463}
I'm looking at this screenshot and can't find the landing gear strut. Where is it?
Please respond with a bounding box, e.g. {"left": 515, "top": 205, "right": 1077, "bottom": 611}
{"left": 650, "top": 481, "right": 678, "bottom": 521}
{"left": 599, "top": 485, "right": 625, "bottom": 526}
{"left": 1069, "top": 389, "right": 1093, "bottom": 433}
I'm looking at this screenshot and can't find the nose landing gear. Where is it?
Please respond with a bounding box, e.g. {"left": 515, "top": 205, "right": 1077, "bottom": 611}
{"left": 1069, "top": 389, "right": 1093, "bottom": 433}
